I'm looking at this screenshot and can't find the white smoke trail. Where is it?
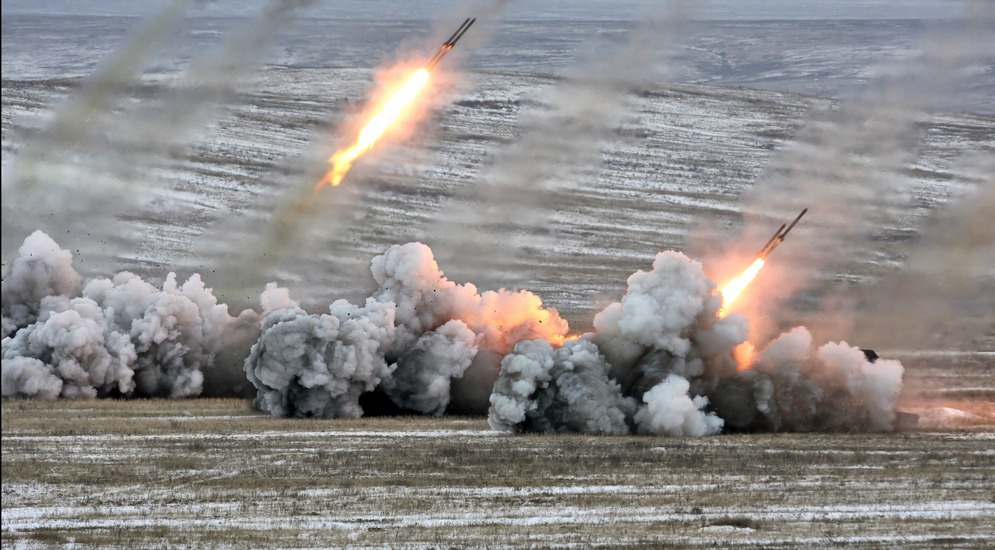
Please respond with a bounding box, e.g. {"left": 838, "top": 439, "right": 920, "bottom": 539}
{"left": 1, "top": 0, "right": 191, "bottom": 201}
{"left": 426, "top": 1, "right": 697, "bottom": 291}
{"left": 2, "top": 0, "right": 318, "bottom": 279}
{"left": 699, "top": 0, "right": 995, "bottom": 345}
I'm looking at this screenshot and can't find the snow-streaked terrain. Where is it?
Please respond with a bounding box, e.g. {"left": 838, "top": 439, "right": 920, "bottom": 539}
{"left": 2, "top": 399, "right": 993, "bottom": 548}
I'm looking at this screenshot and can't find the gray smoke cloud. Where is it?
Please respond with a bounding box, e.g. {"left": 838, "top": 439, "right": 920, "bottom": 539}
{"left": 711, "top": 327, "right": 905, "bottom": 432}
{"left": 244, "top": 297, "right": 397, "bottom": 418}
{"left": 488, "top": 248, "right": 904, "bottom": 435}
{"left": 2, "top": 232, "right": 906, "bottom": 434}
{"left": 244, "top": 241, "right": 568, "bottom": 418}
{"left": 380, "top": 320, "right": 478, "bottom": 415}
{"left": 488, "top": 338, "right": 637, "bottom": 435}
{"left": 1, "top": 231, "right": 259, "bottom": 399}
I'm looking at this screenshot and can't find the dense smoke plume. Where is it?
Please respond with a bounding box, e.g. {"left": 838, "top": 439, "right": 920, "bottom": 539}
{"left": 711, "top": 327, "right": 904, "bottom": 432}
{"left": 488, "top": 339, "right": 637, "bottom": 435}
{"left": 239, "top": 240, "right": 904, "bottom": 433}
{"left": 488, "top": 249, "right": 902, "bottom": 435}
{"left": 1, "top": 231, "right": 259, "bottom": 399}
{"left": 244, "top": 242, "right": 567, "bottom": 417}
{"left": 2, "top": 232, "right": 905, "bottom": 434}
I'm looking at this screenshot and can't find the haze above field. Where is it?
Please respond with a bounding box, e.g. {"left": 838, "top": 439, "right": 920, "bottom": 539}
{"left": 0, "top": 0, "right": 964, "bottom": 20}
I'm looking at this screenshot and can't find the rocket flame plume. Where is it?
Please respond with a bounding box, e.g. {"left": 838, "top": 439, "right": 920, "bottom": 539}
{"left": 718, "top": 258, "right": 765, "bottom": 317}
{"left": 718, "top": 208, "right": 808, "bottom": 317}
{"left": 315, "top": 18, "right": 475, "bottom": 190}
{"left": 316, "top": 69, "right": 431, "bottom": 189}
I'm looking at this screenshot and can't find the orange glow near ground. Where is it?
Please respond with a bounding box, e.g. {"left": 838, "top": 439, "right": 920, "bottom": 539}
{"left": 718, "top": 258, "right": 765, "bottom": 317}
{"left": 316, "top": 68, "right": 431, "bottom": 190}
{"left": 732, "top": 341, "right": 757, "bottom": 372}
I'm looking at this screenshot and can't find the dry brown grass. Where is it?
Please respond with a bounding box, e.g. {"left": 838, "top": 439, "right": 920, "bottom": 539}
{"left": 3, "top": 394, "right": 993, "bottom": 548}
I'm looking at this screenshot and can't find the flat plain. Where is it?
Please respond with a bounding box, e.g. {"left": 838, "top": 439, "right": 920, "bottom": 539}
{"left": 3, "top": 354, "right": 993, "bottom": 548}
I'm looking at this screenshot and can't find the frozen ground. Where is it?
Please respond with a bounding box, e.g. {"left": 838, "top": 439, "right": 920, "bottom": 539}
{"left": 2, "top": 399, "right": 993, "bottom": 548}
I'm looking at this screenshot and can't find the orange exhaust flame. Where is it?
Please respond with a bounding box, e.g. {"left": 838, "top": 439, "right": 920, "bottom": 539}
{"left": 316, "top": 68, "right": 431, "bottom": 190}
{"left": 732, "top": 341, "right": 757, "bottom": 372}
{"left": 718, "top": 257, "right": 765, "bottom": 317}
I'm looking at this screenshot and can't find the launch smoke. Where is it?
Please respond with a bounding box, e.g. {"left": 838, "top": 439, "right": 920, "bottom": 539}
{"left": 238, "top": 238, "right": 903, "bottom": 433}
{"left": 244, "top": 241, "right": 566, "bottom": 417}
{"left": 3, "top": 232, "right": 904, "bottom": 434}
{"left": 489, "top": 250, "right": 903, "bottom": 434}
{"left": 1, "top": 232, "right": 905, "bottom": 432}
{"left": 2, "top": 231, "right": 259, "bottom": 399}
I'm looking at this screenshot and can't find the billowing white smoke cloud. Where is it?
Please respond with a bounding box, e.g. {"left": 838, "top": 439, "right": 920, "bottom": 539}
{"left": 2, "top": 297, "right": 137, "bottom": 399}
{"left": 370, "top": 242, "right": 568, "bottom": 356}
{"left": 244, "top": 242, "right": 568, "bottom": 418}
{"left": 1, "top": 231, "right": 83, "bottom": 337}
{"left": 711, "top": 326, "right": 904, "bottom": 432}
{"left": 488, "top": 249, "right": 904, "bottom": 435}
{"left": 488, "top": 338, "right": 637, "bottom": 435}
{"left": 634, "top": 375, "right": 724, "bottom": 437}
{"left": 489, "top": 250, "right": 741, "bottom": 436}
{"left": 590, "top": 250, "right": 748, "bottom": 404}
{"left": 3, "top": 233, "right": 905, "bottom": 434}
{"left": 244, "top": 297, "right": 396, "bottom": 418}
{"left": 1, "top": 358, "right": 65, "bottom": 400}
{"left": 1, "top": 231, "right": 259, "bottom": 399}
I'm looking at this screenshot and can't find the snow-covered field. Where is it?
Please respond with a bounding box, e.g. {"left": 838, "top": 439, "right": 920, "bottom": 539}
{"left": 2, "top": 399, "right": 993, "bottom": 548}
